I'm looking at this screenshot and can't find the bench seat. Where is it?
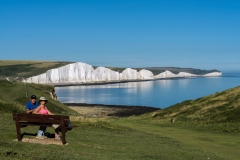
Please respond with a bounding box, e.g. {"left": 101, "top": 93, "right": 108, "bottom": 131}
{"left": 13, "top": 113, "right": 72, "bottom": 144}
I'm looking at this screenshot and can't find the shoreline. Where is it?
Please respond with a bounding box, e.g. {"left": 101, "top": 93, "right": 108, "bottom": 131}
{"left": 50, "top": 77, "right": 196, "bottom": 87}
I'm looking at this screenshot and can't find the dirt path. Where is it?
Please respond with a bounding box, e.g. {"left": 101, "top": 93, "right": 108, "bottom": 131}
{"left": 13, "top": 138, "right": 64, "bottom": 145}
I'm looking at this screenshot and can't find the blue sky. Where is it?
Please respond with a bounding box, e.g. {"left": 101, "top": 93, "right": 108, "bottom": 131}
{"left": 0, "top": 0, "right": 240, "bottom": 72}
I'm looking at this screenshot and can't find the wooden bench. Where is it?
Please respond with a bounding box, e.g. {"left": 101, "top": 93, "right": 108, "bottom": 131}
{"left": 13, "top": 113, "right": 72, "bottom": 145}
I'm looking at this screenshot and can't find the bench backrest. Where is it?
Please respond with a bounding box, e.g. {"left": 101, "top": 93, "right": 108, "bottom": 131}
{"left": 13, "top": 113, "right": 70, "bottom": 124}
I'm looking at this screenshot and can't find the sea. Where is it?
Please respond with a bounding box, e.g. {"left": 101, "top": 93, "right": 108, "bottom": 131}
{"left": 55, "top": 72, "right": 240, "bottom": 109}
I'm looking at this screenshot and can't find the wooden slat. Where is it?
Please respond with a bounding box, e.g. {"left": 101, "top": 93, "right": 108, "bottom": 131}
{"left": 20, "top": 123, "right": 53, "bottom": 127}
{"left": 17, "top": 118, "right": 69, "bottom": 124}
{"left": 13, "top": 114, "right": 69, "bottom": 120}
{"left": 13, "top": 114, "right": 69, "bottom": 124}
{"left": 13, "top": 113, "right": 69, "bottom": 118}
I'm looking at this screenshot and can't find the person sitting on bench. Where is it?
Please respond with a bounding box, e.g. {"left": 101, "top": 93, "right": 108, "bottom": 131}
{"left": 26, "top": 95, "right": 47, "bottom": 139}
{"left": 33, "top": 97, "right": 61, "bottom": 140}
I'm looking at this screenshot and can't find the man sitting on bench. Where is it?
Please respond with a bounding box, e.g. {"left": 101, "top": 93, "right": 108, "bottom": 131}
{"left": 26, "top": 95, "right": 47, "bottom": 139}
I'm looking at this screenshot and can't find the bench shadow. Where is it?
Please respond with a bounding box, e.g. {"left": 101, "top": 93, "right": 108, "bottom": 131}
{"left": 44, "top": 132, "right": 55, "bottom": 138}
{"left": 21, "top": 132, "right": 37, "bottom": 139}
{"left": 21, "top": 132, "right": 55, "bottom": 139}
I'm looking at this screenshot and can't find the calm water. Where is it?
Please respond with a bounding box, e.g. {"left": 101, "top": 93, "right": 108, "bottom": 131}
{"left": 55, "top": 72, "right": 240, "bottom": 108}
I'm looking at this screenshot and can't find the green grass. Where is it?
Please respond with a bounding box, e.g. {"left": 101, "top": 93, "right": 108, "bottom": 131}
{"left": 0, "top": 80, "right": 236, "bottom": 159}
{"left": 125, "top": 86, "right": 240, "bottom": 138}
{"left": 109, "top": 118, "right": 240, "bottom": 160}
{"left": 143, "top": 86, "right": 240, "bottom": 125}
{"left": 0, "top": 102, "right": 23, "bottom": 113}
{"left": 0, "top": 113, "right": 228, "bottom": 160}
{"left": 0, "top": 61, "right": 72, "bottom": 79}
{"left": 0, "top": 80, "right": 77, "bottom": 115}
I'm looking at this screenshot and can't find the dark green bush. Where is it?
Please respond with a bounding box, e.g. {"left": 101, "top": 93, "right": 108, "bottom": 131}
{"left": 0, "top": 102, "right": 24, "bottom": 113}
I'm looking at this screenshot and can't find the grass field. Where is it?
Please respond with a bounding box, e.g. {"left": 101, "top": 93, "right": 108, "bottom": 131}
{"left": 0, "top": 60, "right": 72, "bottom": 79}
{"left": 109, "top": 118, "right": 240, "bottom": 160}
{"left": 0, "top": 112, "right": 231, "bottom": 160}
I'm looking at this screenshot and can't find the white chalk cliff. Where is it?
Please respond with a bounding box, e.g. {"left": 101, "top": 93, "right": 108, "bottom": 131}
{"left": 92, "top": 67, "right": 119, "bottom": 82}
{"left": 154, "top": 70, "right": 177, "bottom": 78}
{"left": 138, "top": 69, "right": 154, "bottom": 79}
{"left": 202, "top": 72, "right": 222, "bottom": 77}
{"left": 120, "top": 68, "right": 138, "bottom": 80}
{"left": 24, "top": 62, "right": 222, "bottom": 84}
{"left": 154, "top": 71, "right": 197, "bottom": 79}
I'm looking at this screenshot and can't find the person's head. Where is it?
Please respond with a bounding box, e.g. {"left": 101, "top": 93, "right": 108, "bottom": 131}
{"left": 39, "top": 97, "right": 48, "bottom": 105}
{"left": 30, "top": 95, "right": 37, "bottom": 104}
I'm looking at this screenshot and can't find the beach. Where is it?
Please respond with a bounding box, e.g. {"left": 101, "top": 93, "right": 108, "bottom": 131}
{"left": 64, "top": 103, "right": 160, "bottom": 117}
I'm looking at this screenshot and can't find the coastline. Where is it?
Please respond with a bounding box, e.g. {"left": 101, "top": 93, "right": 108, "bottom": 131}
{"left": 23, "top": 61, "right": 222, "bottom": 85}
{"left": 51, "top": 77, "right": 195, "bottom": 87}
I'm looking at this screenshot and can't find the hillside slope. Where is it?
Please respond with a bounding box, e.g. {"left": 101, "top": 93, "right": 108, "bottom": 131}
{"left": 137, "top": 86, "right": 240, "bottom": 125}
{"left": 0, "top": 80, "right": 77, "bottom": 115}
{"left": 0, "top": 60, "right": 72, "bottom": 79}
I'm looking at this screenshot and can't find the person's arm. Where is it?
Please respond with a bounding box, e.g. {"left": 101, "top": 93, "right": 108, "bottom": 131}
{"left": 26, "top": 102, "right": 34, "bottom": 114}
{"left": 32, "top": 106, "right": 41, "bottom": 114}
{"left": 26, "top": 109, "right": 35, "bottom": 114}
{"left": 46, "top": 107, "right": 55, "bottom": 115}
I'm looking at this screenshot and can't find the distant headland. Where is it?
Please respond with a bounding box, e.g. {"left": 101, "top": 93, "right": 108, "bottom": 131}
{"left": 22, "top": 62, "right": 222, "bottom": 85}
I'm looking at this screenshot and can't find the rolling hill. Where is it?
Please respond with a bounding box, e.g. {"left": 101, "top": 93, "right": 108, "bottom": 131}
{"left": 0, "top": 79, "right": 77, "bottom": 115}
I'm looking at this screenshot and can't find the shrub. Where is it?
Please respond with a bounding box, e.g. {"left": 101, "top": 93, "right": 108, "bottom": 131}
{"left": 0, "top": 102, "right": 24, "bottom": 113}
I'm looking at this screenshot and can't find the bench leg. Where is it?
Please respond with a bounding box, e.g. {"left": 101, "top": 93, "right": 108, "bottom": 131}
{"left": 15, "top": 122, "right": 22, "bottom": 141}
{"left": 61, "top": 125, "right": 66, "bottom": 144}
{"left": 60, "top": 116, "right": 67, "bottom": 145}
{"left": 62, "top": 131, "right": 66, "bottom": 144}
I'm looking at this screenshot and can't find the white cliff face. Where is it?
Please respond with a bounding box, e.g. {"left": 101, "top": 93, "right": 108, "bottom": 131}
{"left": 38, "top": 73, "right": 47, "bottom": 83}
{"left": 176, "top": 72, "right": 196, "bottom": 77}
{"left": 26, "top": 73, "right": 47, "bottom": 84}
{"left": 24, "top": 62, "right": 222, "bottom": 84}
{"left": 46, "top": 68, "right": 59, "bottom": 83}
{"left": 203, "top": 72, "right": 222, "bottom": 77}
{"left": 138, "top": 69, "right": 154, "bottom": 79}
{"left": 92, "top": 67, "right": 119, "bottom": 82}
{"left": 26, "top": 62, "right": 94, "bottom": 84}
{"left": 120, "top": 68, "right": 138, "bottom": 80}
{"left": 63, "top": 62, "right": 94, "bottom": 83}
{"left": 154, "top": 70, "right": 177, "bottom": 79}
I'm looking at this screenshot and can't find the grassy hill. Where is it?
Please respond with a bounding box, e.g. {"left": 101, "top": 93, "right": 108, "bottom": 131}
{"left": 128, "top": 85, "right": 240, "bottom": 134}
{"left": 147, "top": 86, "right": 240, "bottom": 123}
{"left": 0, "top": 79, "right": 230, "bottom": 159}
{"left": 0, "top": 60, "right": 72, "bottom": 79}
{"left": 0, "top": 79, "right": 77, "bottom": 115}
